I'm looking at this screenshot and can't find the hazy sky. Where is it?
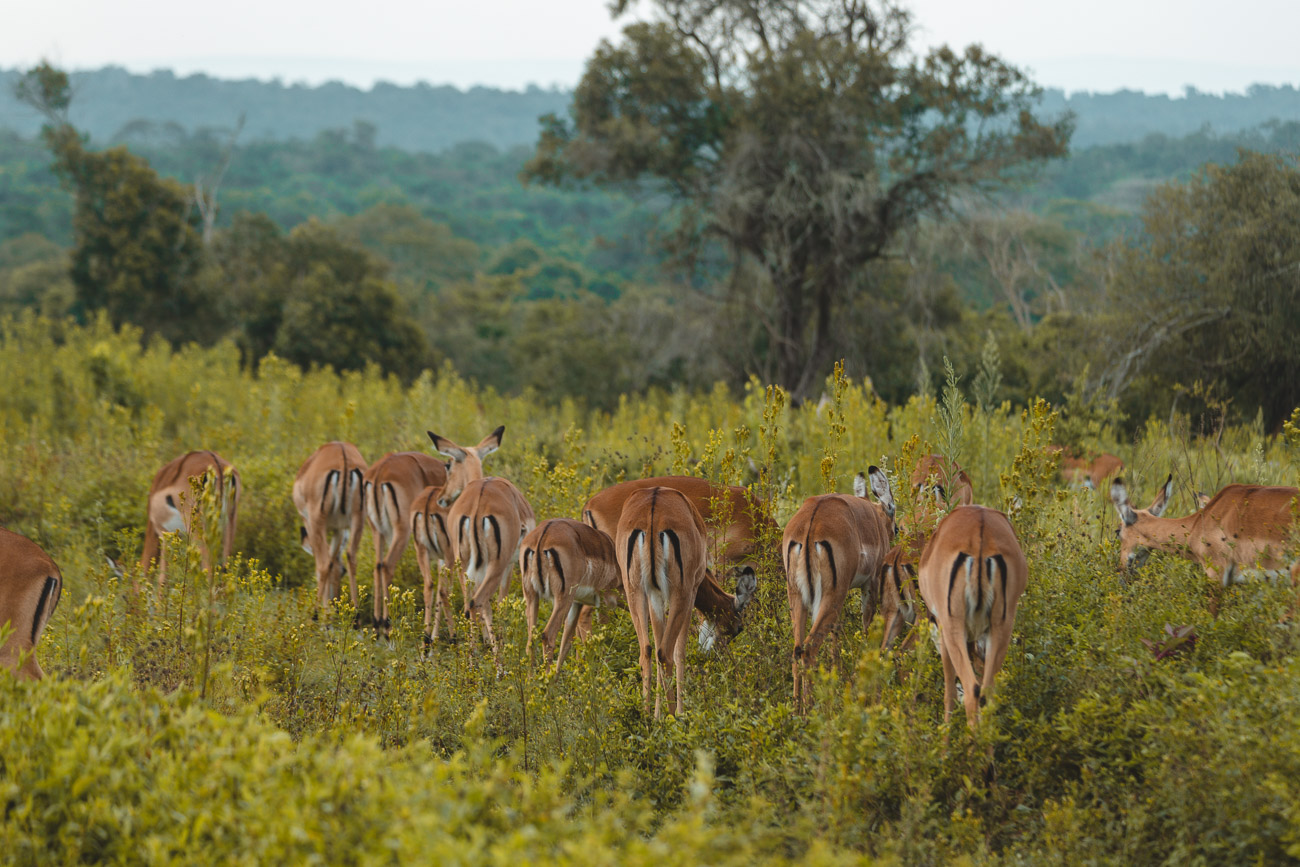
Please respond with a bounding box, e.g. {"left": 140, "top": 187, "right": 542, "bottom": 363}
{"left": 4, "top": 0, "right": 1297, "bottom": 96}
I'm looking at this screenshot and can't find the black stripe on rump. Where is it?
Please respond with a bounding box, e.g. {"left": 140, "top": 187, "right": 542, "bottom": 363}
{"left": 31, "top": 576, "right": 59, "bottom": 643}
{"left": 662, "top": 528, "right": 683, "bottom": 592}
{"left": 992, "top": 554, "right": 1008, "bottom": 619}
{"left": 818, "top": 541, "right": 838, "bottom": 589}
{"left": 625, "top": 530, "right": 643, "bottom": 578}
{"left": 547, "top": 549, "right": 566, "bottom": 593}
{"left": 320, "top": 469, "right": 339, "bottom": 513}
{"left": 486, "top": 515, "right": 501, "bottom": 557}
{"left": 948, "top": 553, "right": 969, "bottom": 618}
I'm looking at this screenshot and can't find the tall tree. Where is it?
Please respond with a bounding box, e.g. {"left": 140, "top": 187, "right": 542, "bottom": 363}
{"left": 527, "top": 0, "right": 1070, "bottom": 399}
{"left": 15, "top": 63, "right": 214, "bottom": 345}
{"left": 1099, "top": 150, "right": 1300, "bottom": 428}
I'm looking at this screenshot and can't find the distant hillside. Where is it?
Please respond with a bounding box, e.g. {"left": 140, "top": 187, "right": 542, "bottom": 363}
{"left": 0, "top": 67, "right": 570, "bottom": 153}
{"left": 2, "top": 66, "right": 1299, "bottom": 152}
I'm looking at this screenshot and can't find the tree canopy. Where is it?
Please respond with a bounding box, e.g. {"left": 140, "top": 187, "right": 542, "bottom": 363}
{"left": 527, "top": 0, "right": 1071, "bottom": 399}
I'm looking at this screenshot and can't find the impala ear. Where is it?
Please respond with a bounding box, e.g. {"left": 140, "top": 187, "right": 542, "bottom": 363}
{"left": 1195, "top": 491, "right": 1211, "bottom": 510}
{"left": 1111, "top": 478, "right": 1138, "bottom": 526}
{"left": 1149, "top": 473, "right": 1174, "bottom": 517}
{"left": 428, "top": 431, "right": 468, "bottom": 462}
{"left": 853, "top": 472, "right": 868, "bottom": 498}
{"left": 732, "top": 566, "right": 757, "bottom": 613}
{"left": 475, "top": 425, "right": 505, "bottom": 459}
{"left": 867, "top": 466, "right": 895, "bottom": 518}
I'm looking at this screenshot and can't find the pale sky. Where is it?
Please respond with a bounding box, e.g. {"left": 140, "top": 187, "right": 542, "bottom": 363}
{"left": 4, "top": 0, "right": 1297, "bottom": 96}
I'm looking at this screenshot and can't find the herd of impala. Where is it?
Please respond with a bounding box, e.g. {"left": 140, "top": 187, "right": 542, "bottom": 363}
{"left": 3, "top": 430, "right": 1298, "bottom": 727}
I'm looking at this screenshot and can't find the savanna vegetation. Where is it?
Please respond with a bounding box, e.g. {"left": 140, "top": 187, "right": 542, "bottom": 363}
{"left": 3, "top": 0, "right": 1300, "bottom": 859}
{"left": 3, "top": 316, "right": 1300, "bottom": 862}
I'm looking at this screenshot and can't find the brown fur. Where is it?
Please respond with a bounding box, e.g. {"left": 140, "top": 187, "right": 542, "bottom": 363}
{"left": 520, "top": 518, "right": 622, "bottom": 673}
{"left": 910, "top": 454, "right": 975, "bottom": 507}
{"left": 448, "top": 477, "right": 536, "bottom": 656}
{"left": 782, "top": 469, "right": 895, "bottom": 712}
{"left": 410, "top": 485, "right": 458, "bottom": 643}
{"left": 917, "top": 506, "right": 1028, "bottom": 729}
{"left": 0, "top": 528, "right": 62, "bottom": 681}
{"left": 292, "top": 442, "right": 368, "bottom": 613}
{"left": 362, "top": 452, "right": 447, "bottom": 636}
{"left": 616, "top": 487, "right": 709, "bottom": 718}
{"left": 1112, "top": 477, "right": 1300, "bottom": 584}
{"left": 583, "top": 475, "right": 772, "bottom": 643}
{"left": 139, "top": 450, "right": 241, "bottom": 589}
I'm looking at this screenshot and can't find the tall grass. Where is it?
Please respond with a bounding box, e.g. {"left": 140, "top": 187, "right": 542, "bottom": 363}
{"left": 3, "top": 312, "right": 1299, "bottom": 863}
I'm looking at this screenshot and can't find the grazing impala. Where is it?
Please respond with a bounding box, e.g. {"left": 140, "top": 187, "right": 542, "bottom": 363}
{"left": 1111, "top": 475, "right": 1300, "bottom": 584}
{"left": 410, "top": 484, "right": 458, "bottom": 645}
{"left": 139, "top": 450, "right": 241, "bottom": 589}
{"left": 917, "top": 506, "right": 1028, "bottom": 729}
{"left": 617, "top": 487, "right": 710, "bottom": 718}
{"left": 0, "top": 528, "right": 63, "bottom": 681}
{"left": 1054, "top": 448, "right": 1124, "bottom": 490}
{"left": 520, "top": 518, "right": 623, "bottom": 672}
{"left": 873, "top": 531, "right": 928, "bottom": 653}
{"left": 362, "top": 452, "right": 446, "bottom": 637}
{"left": 582, "top": 476, "right": 770, "bottom": 647}
{"left": 910, "top": 455, "right": 974, "bottom": 507}
{"left": 783, "top": 467, "right": 895, "bottom": 711}
{"left": 293, "top": 442, "right": 368, "bottom": 613}
{"left": 449, "top": 477, "right": 535, "bottom": 654}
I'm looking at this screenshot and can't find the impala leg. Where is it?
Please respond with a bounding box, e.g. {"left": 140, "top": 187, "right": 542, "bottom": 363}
{"left": 659, "top": 581, "right": 696, "bottom": 716}
{"left": 555, "top": 602, "right": 583, "bottom": 674}
{"left": 942, "top": 628, "right": 981, "bottom": 728}
{"left": 623, "top": 574, "right": 654, "bottom": 716}
{"left": 524, "top": 585, "right": 543, "bottom": 667}
{"left": 416, "top": 542, "right": 435, "bottom": 646}
{"left": 467, "top": 572, "right": 501, "bottom": 656}
{"left": 438, "top": 563, "right": 457, "bottom": 641}
{"left": 346, "top": 508, "right": 364, "bottom": 610}
{"left": 539, "top": 592, "right": 570, "bottom": 668}
{"left": 672, "top": 612, "right": 690, "bottom": 717}
{"left": 939, "top": 636, "right": 957, "bottom": 727}
{"left": 787, "top": 578, "right": 809, "bottom": 711}
{"left": 575, "top": 604, "right": 595, "bottom": 640}
{"left": 327, "top": 531, "right": 345, "bottom": 604}
{"left": 308, "top": 521, "right": 333, "bottom": 613}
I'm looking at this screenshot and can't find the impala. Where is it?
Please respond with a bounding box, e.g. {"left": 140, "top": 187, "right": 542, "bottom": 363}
{"left": 1055, "top": 448, "right": 1124, "bottom": 490}
{"left": 520, "top": 517, "right": 623, "bottom": 672}
{"left": 873, "top": 532, "right": 928, "bottom": 653}
{"left": 449, "top": 476, "right": 535, "bottom": 655}
{"left": 582, "top": 475, "right": 769, "bottom": 647}
{"left": 0, "top": 528, "right": 63, "bottom": 681}
{"left": 617, "top": 486, "right": 710, "bottom": 718}
{"left": 139, "top": 450, "right": 241, "bottom": 589}
{"left": 410, "top": 483, "right": 458, "bottom": 645}
{"left": 910, "top": 454, "right": 974, "bottom": 507}
{"left": 783, "top": 467, "right": 895, "bottom": 711}
{"left": 1111, "top": 475, "right": 1300, "bottom": 584}
{"left": 362, "top": 451, "right": 447, "bottom": 637}
{"left": 292, "top": 442, "right": 368, "bottom": 614}
{"left": 917, "top": 505, "right": 1028, "bottom": 728}
{"left": 427, "top": 425, "right": 504, "bottom": 506}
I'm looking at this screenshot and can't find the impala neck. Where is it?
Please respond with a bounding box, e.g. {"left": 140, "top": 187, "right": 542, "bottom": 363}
{"left": 1134, "top": 511, "right": 1202, "bottom": 559}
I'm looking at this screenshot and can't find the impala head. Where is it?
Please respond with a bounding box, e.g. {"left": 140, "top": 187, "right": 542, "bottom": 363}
{"left": 427, "top": 425, "right": 504, "bottom": 506}
{"left": 1111, "top": 473, "right": 1174, "bottom": 571}
{"left": 855, "top": 466, "right": 896, "bottom": 534}
{"left": 696, "top": 565, "right": 759, "bottom": 652}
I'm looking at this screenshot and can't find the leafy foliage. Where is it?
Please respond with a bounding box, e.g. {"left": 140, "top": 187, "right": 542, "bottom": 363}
{"left": 528, "top": 0, "right": 1071, "bottom": 399}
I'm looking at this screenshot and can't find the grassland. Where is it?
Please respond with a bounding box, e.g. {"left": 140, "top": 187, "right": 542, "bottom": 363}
{"left": 3, "top": 312, "right": 1299, "bottom": 864}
